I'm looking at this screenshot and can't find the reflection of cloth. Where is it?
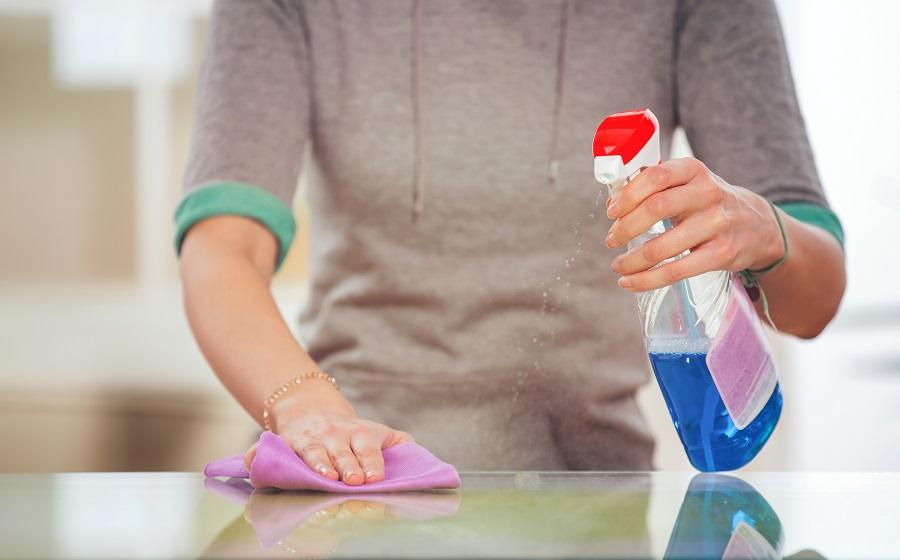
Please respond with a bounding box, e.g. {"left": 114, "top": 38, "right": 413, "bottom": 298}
{"left": 204, "top": 431, "right": 460, "bottom": 492}
{"left": 205, "top": 477, "right": 461, "bottom": 550}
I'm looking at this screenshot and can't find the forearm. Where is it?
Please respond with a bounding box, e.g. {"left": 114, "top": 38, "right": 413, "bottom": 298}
{"left": 179, "top": 216, "right": 326, "bottom": 425}
{"left": 753, "top": 208, "right": 846, "bottom": 339}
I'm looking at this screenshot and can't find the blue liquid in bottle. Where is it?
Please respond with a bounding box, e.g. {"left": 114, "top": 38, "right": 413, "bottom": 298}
{"left": 649, "top": 352, "right": 783, "bottom": 472}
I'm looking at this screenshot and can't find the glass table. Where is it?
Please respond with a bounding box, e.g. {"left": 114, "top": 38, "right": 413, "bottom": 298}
{"left": 1, "top": 471, "right": 896, "bottom": 558}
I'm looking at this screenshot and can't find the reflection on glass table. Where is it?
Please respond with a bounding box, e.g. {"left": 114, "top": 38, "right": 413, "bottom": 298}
{"left": 203, "top": 477, "right": 462, "bottom": 558}
{"left": 1, "top": 472, "right": 896, "bottom": 558}
{"left": 205, "top": 473, "right": 828, "bottom": 560}
{"left": 203, "top": 473, "right": 652, "bottom": 558}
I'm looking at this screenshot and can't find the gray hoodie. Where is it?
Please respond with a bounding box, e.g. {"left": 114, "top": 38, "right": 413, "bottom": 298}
{"left": 177, "top": 0, "right": 835, "bottom": 470}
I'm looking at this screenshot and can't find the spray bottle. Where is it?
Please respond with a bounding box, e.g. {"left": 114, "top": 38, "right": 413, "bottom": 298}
{"left": 593, "top": 109, "right": 782, "bottom": 471}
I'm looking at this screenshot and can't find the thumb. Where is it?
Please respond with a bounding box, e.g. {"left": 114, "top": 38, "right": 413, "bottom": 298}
{"left": 384, "top": 430, "right": 415, "bottom": 448}
{"left": 243, "top": 442, "right": 259, "bottom": 471}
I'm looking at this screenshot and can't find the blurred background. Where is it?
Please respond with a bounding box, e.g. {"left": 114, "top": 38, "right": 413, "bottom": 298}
{"left": 0, "top": 0, "right": 897, "bottom": 473}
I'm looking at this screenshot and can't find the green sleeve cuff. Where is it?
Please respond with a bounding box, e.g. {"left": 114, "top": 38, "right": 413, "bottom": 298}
{"left": 776, "top": 202, "right": 845, "bottom": 249}
{"left": 174, "top": 181, "right": 297, "bottom": 271}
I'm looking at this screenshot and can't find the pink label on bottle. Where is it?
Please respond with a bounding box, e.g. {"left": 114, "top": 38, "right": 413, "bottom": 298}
{"left": 722, "top": 521, "right": 779, "bottom": 560}
{"left": 705, "top": 277, "right": 778, "bottom": 430}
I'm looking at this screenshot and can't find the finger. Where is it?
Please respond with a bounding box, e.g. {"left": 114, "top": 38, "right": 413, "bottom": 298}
{"left": 321, "top": 436, "right": 366, "bottom": 485}
{"left": 287, "top": 435, "right": 340, "bottom": 480}
{"left": 617, "top": 242, "right": 725, "bottom": 292}
{"left": 343, "top": 500, "right": 367, "bottom": 515}
{"left": 349, "top": 432, "right": 386, "bottom": 483}
{"left": 611, "top": 209, "right": 720, "bottom": 275}
{"left": 607, "top": 158, "right": 705, "bottom": 219}
{"left": 606, "top": 180, "right": 721, "bottom": 248}
{"left": 243, "top": 442, "right": 259, "bottom": 471}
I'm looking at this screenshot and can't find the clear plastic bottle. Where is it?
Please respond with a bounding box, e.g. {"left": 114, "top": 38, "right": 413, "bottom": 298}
{"left": 593, "top": 109, "right": 782, "bottom": 472}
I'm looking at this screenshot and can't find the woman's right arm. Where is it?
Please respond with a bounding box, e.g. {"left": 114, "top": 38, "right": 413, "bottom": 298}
{"left": 177, "top": 2, "right": 411, "bottom": 486}
{"left": 180, "top": 215, "right": 413, "bottom": 485}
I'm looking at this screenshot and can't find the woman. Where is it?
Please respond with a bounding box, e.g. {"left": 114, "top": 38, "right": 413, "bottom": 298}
{"left": 176, "top": 0, "right": 845, "bottom": 484}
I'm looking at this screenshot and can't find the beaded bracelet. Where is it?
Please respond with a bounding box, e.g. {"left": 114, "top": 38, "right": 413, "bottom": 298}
{"left": 262, "top": 371, "right": 339, "bottom": 431}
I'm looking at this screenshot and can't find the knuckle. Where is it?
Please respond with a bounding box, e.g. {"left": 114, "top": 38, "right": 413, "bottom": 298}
{"left": 705, "top": 180, "right": 724, "bottom": 201}
{"left": 686, "top": 157, "right": 705, "bottom": 172}
{"left": 642, "top": 239, "right": 667, "bottom": 263}
{"left": 662, "top": 262, "right": 683, "bottom": 284}
{"left": 710, "top": 208, "right": 730, "bottom": 232}
{"left": 647, "top": 165, "right": 670, "bottom": 186}
{"left": 647, "top": 192, "right": 670, "bottom": 218}
{"left": 319, "top": 424, "right": 342, "bottom": 437}
{"left": 348, "top": 424, "right": 374, "bottom": 438}
{"left": 329, "top": 449, "right": 355, "bottom": 462}
{"left": 355, "top": 448, "right": 382, "bottom": 459}
{"left": 298, "top": 441, "right": 327, "bottom": 456}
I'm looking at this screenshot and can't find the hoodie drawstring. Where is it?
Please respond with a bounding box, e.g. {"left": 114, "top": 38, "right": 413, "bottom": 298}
{"left": 410, "top": 0, "right": 424, "bottom": 222}
{"left": 548, "top": 0, "right": 572, "bottom": 188}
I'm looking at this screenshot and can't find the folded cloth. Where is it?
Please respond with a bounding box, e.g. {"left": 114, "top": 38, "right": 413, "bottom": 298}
{"left": 204, "top": 431, "right": 461, "bottom": 493}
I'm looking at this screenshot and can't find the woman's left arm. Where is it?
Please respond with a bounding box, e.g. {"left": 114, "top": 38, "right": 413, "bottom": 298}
{"left": 604, "top": 156, "right": 845, "bottom": 339}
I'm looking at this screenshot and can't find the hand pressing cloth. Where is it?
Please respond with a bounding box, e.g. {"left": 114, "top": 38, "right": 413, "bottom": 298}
{"left": 204, "top": 431, "right": 461, "bottom": 493}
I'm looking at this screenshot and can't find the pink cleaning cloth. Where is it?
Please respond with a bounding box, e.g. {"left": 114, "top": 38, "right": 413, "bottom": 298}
{"left": 204, "top": 431, "right": 461, "bottom": 493}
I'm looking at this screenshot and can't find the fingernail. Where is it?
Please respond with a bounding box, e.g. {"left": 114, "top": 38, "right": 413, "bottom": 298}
{"left": 605, "top": 233, "right": 617, "bottom": 248}
{"left": 610, "top": 256, "right": 622, "bottom": 272}
{"left": 344, "top": 470, "right": 362, "bottom": 483}
{"left": 618, "top": 277, "right": 633, "bottom": 289}
{"left": 607, "top": 202, "right": 621, "bottom": 219}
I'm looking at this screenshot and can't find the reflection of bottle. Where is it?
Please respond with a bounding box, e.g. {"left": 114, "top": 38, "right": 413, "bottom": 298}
{"left": 664, "top": 474, "right": 783, "bottom": 559}
{"left": 593, "top": 109, "right": 782, "bottom": 472}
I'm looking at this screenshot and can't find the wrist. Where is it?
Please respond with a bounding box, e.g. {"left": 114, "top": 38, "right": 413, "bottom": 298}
{"left": 269, "top": 377, "right": 355, "bottom": 431}
{"left": 747, "top": 196, "right": 787, "bottom": 271}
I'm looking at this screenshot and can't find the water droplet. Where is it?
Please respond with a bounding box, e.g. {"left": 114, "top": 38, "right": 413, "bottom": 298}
{"left": 555, "top": 276, "right": 561, "bottom": 281}
{"left": 542, "top": 291, "right": 548, "bottom": 298}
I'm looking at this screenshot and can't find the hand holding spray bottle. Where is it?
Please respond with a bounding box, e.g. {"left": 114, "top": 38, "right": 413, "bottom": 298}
{"left": 593, "top": 109, "right": 782, "bottom": 472}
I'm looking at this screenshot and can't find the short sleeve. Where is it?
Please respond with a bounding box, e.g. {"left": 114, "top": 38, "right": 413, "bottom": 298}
{"left": 675, "top": 0, "right": 826, "bottom": 208}
{"left": 175, "top": 0, "right": 310, "bottom": 270}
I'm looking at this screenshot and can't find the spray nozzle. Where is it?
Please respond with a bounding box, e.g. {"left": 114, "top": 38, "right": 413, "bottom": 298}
{"left": 593, "top": 108, "right": 661, "bottom": 191}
